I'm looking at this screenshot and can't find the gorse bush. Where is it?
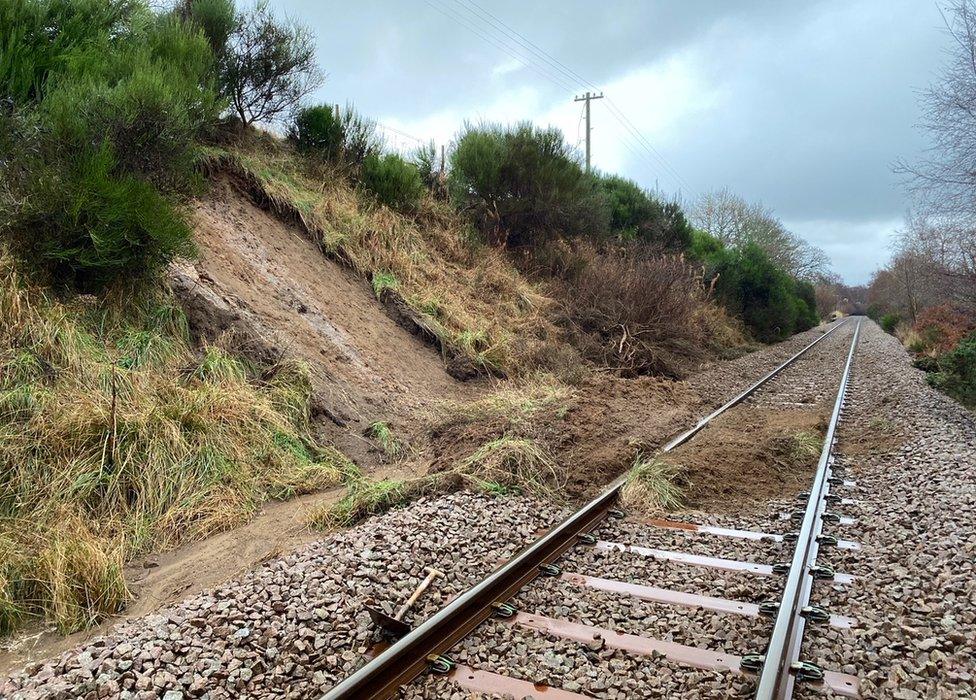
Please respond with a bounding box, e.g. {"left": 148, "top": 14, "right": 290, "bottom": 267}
{"left": 694, "top": 233, "right": 817, "bottom": 342}
{"left": 924, "top": 330, "right": 976, "bottom": 407}
{"left": 289, "top": 103, "right": 382, "bottom": 170}
{"left": 292, "top": 103, "right": 344, "bottom": 159}
{"left": 14, "top": 146, "right": 195, "bottom": 289}
{"left": 1, "top": 0, "right": 220, "bottom": 290}
{"left": 880, "top": 313, "right": 900, "bottom": 334}
{"left": 599, "top": 174, "right": 693, "bottom": 250}
{"left": 449, "top": 121, "right": 609, "bottom": 247}
{"left": 360, "top": 152, "right": 425, "bottom": 212}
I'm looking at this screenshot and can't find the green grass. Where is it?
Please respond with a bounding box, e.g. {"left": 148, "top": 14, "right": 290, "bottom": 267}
{"left": 790, "top": 431, "right": 822, "bottom": 463}
{"left": 371, "top": 270, "right": 398, "bottom": 298}
{"left": 0, "top": 251, "right": 352, "bottom": 635}
{"left": 621, "top": 456, "right": 685, "bottom": 513}
{"left": 366, "top": 421, "right": 403, "bottom": 457}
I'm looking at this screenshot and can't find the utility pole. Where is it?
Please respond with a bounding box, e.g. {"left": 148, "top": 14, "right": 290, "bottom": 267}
{"left": 574, "top": 91, "right": 604, "bottom": 171}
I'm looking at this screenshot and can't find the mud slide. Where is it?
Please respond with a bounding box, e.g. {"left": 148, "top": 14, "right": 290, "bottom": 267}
{"left": 171, "top": 177, "right": 468, "bottom": 462}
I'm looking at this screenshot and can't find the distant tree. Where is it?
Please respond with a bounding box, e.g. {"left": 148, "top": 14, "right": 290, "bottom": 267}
{"left": 691, "top": 188, "right": 830, "bottom": 280}
{"left": 221, "top": 1, "right": 321, "bottom": 127}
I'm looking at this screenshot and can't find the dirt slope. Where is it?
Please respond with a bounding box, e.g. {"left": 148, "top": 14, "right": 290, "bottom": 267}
{"left": 171, "top": 178, "right": 469, "bottom": 463}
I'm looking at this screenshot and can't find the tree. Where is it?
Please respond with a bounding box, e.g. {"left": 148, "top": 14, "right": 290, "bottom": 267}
{"left": 221, "top": 1, "right": 321, "bottom": 127}
{"left": 448, "top": 122, "right": 609, "bottom": 247}
{"left": 691, "top": 189, "right": 830, "bottom": 280}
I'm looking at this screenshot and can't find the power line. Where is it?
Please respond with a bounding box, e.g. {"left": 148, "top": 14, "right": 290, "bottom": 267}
{"left": 444, "top": 0, "right": 695, "bottom": 197}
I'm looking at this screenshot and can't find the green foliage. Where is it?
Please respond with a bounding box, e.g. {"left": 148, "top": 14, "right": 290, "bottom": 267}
{"left": 696, "top": 236, "right": 817, "bottom": 342}
{"left": 13, "top": 146, "right": 195, "bottom": 290}
{"left": 0, "top": 0, "right": 137, "bottom": 105}
{"left": 1, "top": 0, "right": 220, "bottom": 290}
{"left": 448, "top": 121, "right": 609, "bottom": 246}
{"left": 880, "top": 313, "right": 900, "bottom": 334}
{"left": 924, "top": 330, "right": 976, "bottom": 407}
{"left": 598, "top": 174, "right": 693, "bottom": 250}
{"left": 177, "top": 0, "right": 237, "bottom": 59}
{"left": 221, "top": 1, "right": 321, "bottom": 126}
{"left": 291, "top": 104, "right": 344, "bottom": 159}
{"left": 289, "top": 103, "right": 382, "bottom": 171}
{"left": 360, "top": 152, "right": 425, "bottom": 212}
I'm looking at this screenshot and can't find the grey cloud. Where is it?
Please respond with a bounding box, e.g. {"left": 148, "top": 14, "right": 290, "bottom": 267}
{"left": 269, "top": 0, "right": 950, "bottom": 283}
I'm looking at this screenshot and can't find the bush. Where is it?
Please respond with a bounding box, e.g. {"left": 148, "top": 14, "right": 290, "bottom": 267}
{"left": 289, "top": 103, "right": 382, "bottom": 171}
{"left": 696, "top": 237, "right": 815, "bottom": 342}
{"left": 12, "top": 146, "right": 195, "bottom": 290}
{"left": 926, "top": 330, "right": 976, "bottom": 407}
{"left": 561, "top": 243, "right": 704, "bottom": 376}
{"left": 292, "top": 103, "right": 344, "bottom": 159}
{"left": 360, "top": 152, "right": 425, "bottom": 212}
{"left": 911, "top": 304, "right": 975, "bottom": 355}
{"left": 599, "top": 174, "right": 693, "bottom": 250}
{"left": 448, "top": 121, "right": 609, "bottom": 247}
{"left": 880, "top": 313, "right": 901, "bottom": 334}
{"left": 0, "top": 0, "right": 136, "bottom": 105}
{"left": 1, "top": 0, "right": 218, "bottom": 289}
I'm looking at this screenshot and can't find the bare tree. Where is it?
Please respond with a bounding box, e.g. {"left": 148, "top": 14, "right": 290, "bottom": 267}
{"left": 222, "top": 2, "right": 322, "bottom": 127}
{"left": 692, "top": 188, "right": 831, "bottom": 280}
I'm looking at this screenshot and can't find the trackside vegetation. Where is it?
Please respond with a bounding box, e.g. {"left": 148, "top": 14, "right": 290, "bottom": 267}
{"left": 0, "top": 0, "right": 830, "bottom": 636}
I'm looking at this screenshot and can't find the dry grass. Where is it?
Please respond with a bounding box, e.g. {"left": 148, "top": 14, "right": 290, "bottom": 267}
{"left": 621, "top": 455, "right": 687, "bottom": 513}
{"left": 0, "top": 251, "right": 352, "bottom": 635}
{"left": 430, "top": 379, "right": 575, "bottom": 432}
{"left": 201, "top": 138, "right": 567, "bottom": 376}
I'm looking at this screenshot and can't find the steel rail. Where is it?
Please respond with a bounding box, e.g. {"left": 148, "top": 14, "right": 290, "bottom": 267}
{"left": 322, "top": 319, "right": 851, "bottom": 700}
{"left": 753, "top": 318, "right": 862, "bottom": 699}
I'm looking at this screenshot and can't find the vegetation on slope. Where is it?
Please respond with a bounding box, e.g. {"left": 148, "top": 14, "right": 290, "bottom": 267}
{"left": 0, "top": 250, "right": 351, "bottom": 634}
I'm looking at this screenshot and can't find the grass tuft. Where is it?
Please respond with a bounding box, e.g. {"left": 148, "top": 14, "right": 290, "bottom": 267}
{"left": 454, "top": 435, "right": 563, "bottom": 499}
{"left": 790, "top": 431, "right": 822, "bottom": 463}
{"left": 621, "top": 455, "right": 686, "bottom": 513}
{"left": 366, "top": 421, "right": 403, "bottom": 457}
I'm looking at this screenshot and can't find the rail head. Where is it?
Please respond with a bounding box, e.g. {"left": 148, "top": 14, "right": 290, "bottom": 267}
{"left": 752, "top": 318, "right": 862, "bottom": 699}
{"left": 322, "top": 319, "right": 852, "bottom": 700}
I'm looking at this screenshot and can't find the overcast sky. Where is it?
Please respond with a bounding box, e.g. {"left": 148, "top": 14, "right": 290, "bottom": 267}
{"left": 269, "top": 0, "right": 949, "bottom": 284}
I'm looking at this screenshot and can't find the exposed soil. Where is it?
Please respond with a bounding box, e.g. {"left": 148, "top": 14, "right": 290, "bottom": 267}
{"left": 664, "top": 405, "right": 827, "bottom": 511}
{"left": 171, "top": 177, "right": 472, "bottom": 466}
{"left": 0, "top": 488, "right": 345, "bottom": 676}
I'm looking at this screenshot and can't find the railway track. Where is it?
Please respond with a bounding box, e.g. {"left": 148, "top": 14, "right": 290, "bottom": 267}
{"left": 324, "top": 318, "right": 864, "bottom": 700}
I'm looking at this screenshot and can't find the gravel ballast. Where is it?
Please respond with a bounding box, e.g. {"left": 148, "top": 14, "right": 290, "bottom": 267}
{"left": 6, "top": 319, "right": 974, "bottom": 699}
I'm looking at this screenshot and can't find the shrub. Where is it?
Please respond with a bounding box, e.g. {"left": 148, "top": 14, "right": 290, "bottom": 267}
{"left": 926, "top": 330, "right": 976, "bottom": 407}
{"left": 599, "top": 174, "right": 693, "bottom": 250}
{"left": 11, "top": 146, "right": 195, "bottom": 290}
{"left": 360, "top": 152, "right": 425, "bottom": 212}
{"left": 448, "top": 121, "right": 609, "bottom": 247}
{"left": 0, "top": 0, "right": 135, "bottom": 105}
{"left": 561, "top": 243, "right": 704, "bottom": 376}
{"left": 699, "top": 239, "right": 813, "bottom": 342}
{"left": 292, "top": 103, "right": 343, "bottom": 159}
{"left": 176, "top": 0, "right": 237, "bottom": 59}
{"left": 1, "top": 1, "right": 218, "bottom": 289}
{"left": 911, "top": 304, "right": 975, "bottom": 355}
{"left": 220, "top": 1, "right": 321, "bottom": 126}
{"left": 880, "top": 313, "right": 900, "bottom": 334}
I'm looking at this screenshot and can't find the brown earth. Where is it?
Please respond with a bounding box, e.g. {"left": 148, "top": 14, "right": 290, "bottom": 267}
{"left": 170, "top": 177, "right": 473, "bottom": 466}
{"left": 664, "top": 405, "right": 828, "bottom": 511}
{"left": 0, "top": 488, "right": 345, "bottom": 675}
